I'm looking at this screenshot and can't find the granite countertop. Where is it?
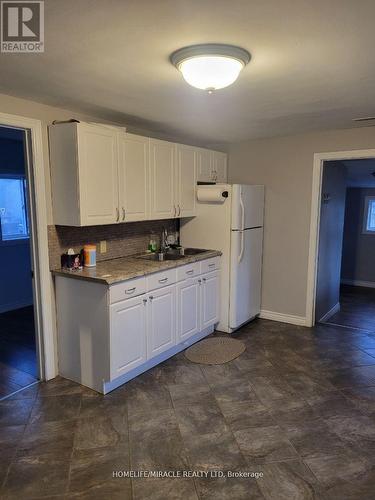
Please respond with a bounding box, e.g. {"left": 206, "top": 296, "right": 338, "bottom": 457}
{"left": 51, "top": 250, "right": 221, "bottom": 285}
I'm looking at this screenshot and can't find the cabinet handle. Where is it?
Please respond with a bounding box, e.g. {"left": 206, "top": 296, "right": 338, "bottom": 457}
{"left": 198, "top": 279, "right": 202, "bottom": 284}
{"left": 208, "top": 263, "right": 215, "bottom": 268}
{"left": 173, "top": 205, "right": 177, "bottom": 218}
{"left": 116, "top": 207, "right": 119, "bottom": 222}
{"left": 186, "top": 270, "right": 194, "bottom": 275}
{"left": 125, "top": 287, "right": 136, "bottom": 294}
{"left": 178, "top": 204, "right": 181, "bottom": 216}
{"left": 202, "top": 278, "right": 207, "bottom": 282}
{"left": 122, "top": 207, "right": 125, "bottom": 221}
{"left": 143, "top": 298, "right": 147, "bottom": 305}
{"left": 158, "top": 277, "right": 168, "bottom": 283}
{"left": 149, "top": 295, "right": 153, "bottom": 301}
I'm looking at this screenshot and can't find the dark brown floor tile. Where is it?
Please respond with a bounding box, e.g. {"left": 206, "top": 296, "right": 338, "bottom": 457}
{"left": 2, "top": 455, "right": 70, "bottom": 498}
{"left": 133, "top": 477, "right": 198, "bottom": 500}
{"left": 30, "top": 394, "right": 81, "bottom": 423}
{"left": 183, "top": 428, "right": 247, "bottom": 471}
{"left": 122, "top": 378, "right": 173, "bottom": 417}
{"left": 6, "top": 383, "right": 39, "bottom": 400}
{"left": 268, "top": 398, "right": 317, "bottom": 425}
{"left": 326, "top": 366, "right": 375, "bottom": 389}
{"left": 194, "top": 470, "right": 264, "bottom": 499}
{"left": 168, "top": 383, "right": 215, "bottom": 407}
{"left": 307, "top": 392, "right": 364, "bottom": 419}
{"left": 129, "top": 409, "right": 188, "bottom": 470}
{"left": 341, "top": 386, "right": 375, "bottom": 415}
{"left": 211, "top": 378, "right": 259, "bottom": 405}
{"left": 17, "top": 419, "right": 76, "bottom": 459}
{"left": 250, "top": 376, "right": 298, "bottom": 405}
{"left": 69, "top": 446, "right": 130, "bottom": 499}
{"left": 233, "top": 425, "right": 298, "bottom": 464}
{"left": 74, "top": 414, "right": 128, "bottom": 451}
{"left": 79, "top": 394, "right": 127, "bottom": 419}
{"left": 0, "top": 398, "right": 34, "bottom": 427}
{"left": 152, "top": 361, "right": 206, "bottom": 385}
{"left": 201, "top": 363, "right": 243, "bottom": 386}
{"left": 256, "top": 460, "right": 324, "bottom": 499}
{"left": 324, "top": 466, "right": 375, "bottom": 500}
{"left": 175, "top": 401, "right": 228, "bottom": 437}
{"left": 218, "top": 400, "right": 275, "bottom": 431}
{"left": 38, "top": 376, "right": 85, "bottom": 397}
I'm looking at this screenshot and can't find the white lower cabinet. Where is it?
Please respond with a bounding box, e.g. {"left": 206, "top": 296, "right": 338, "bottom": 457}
{"left": 110, "top": 295, "right": 147, "bottom": 380}
{"left": 201, "top": 271, "right": 220, "bottom": 329}
{"left": 177, "top": 277, "right": 201, "bottom": 343}
{"left": 147, "top": 284, "right": 176, "bottom": 358}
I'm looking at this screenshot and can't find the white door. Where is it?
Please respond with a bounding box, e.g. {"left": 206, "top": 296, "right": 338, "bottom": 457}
{"left": 110, "top": 295, "right": 147, "bottom": 380}
{"left": 77, "top": 123, "right": 119, "bottom": 225}
{"left": 177, "top": 277, "right": 200, "bottom": 342}
{"left": 147, "top": 284, "right": 176, "bottom": 358}
{"left": 197, "top": 148, "right": 212, "bottom": 182}
{"left": 201, "top": 271, "right": 220, "bottom": 329}
{"left": 149, "top": 139, "right": 176, "bottom": 219}
{"left": 231, "top": 184, "right": 264, "bottom": 230}
{"left": 176, "top": 144, "right": 196, "bottom": 217}
{"left": 212, "top": 151, "right": 227, "bottom": 183}
{"left": 118, "top": 133, "right": 149, "bottom": 222}
{"left": 229, "top": 227, "right": 263, "bottom": 329}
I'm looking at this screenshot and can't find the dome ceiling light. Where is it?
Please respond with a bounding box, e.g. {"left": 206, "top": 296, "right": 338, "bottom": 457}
{"left": 170, "top": 44, "right": 251, "bottom": 93}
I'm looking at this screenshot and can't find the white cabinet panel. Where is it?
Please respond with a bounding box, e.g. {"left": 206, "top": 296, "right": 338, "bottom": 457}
{"left": 212, "top": 151, "right": 227, "bottom": 183}
{"left": 197, "top": 148, "right": 212, "bottom": 183}
{"left": 149, "top": 139, "right": 175, "bottom": 219}
{"left": 110, "top": 295, "right": 147, "bottom": 380}
{"left": 147, "top": 284, "right": 176, "bottom": 357}
{"left": 177, "top": 277, "right": 200, "bottom": 342}
{"left": 118, "top": 133, "right": 149, "bottom": 222}
{"left": 201, "top": 271, "right": 220, "bottom": 329}
{"left": 176, "top": 144, "right": 196, "bottom": 217}
{"left": 78, "top": 123, "right": 119, "bottom": 225}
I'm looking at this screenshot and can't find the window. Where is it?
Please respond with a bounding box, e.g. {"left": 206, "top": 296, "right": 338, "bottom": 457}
{"left": 363, "top": 196, "right": 375, "bottom": 234}
{"left": 0, "top": 176, "right": 29, "bottom": 242}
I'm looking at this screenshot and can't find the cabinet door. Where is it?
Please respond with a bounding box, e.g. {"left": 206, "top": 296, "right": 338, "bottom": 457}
{"left": 177, "top": 277, "right": 200, "bottom": 343}
{"left": 110, "top": 295, "right": 147, "bottom": 380}
{"left": 118, "top": 133, "right": 149, "bottom": 222}
{"left": 201, "top": 271, "right": 220, "bottom": 329}
{"left": 176, "top": 144, "right": 196, "bottom": 217}
{"left": 212, "top": 151, "right": 227, "bottom": 183}
{"left": 149, "top": 139, "right": 176, "bottom": 219}
{"left": 77, "top": 123, "right": 119, "bottom": 225}
{"left": 196, "top": 148, "right": 212, "bottom": 183}
{"left": 147, "top": 284, "right": 176, "bottom": 358}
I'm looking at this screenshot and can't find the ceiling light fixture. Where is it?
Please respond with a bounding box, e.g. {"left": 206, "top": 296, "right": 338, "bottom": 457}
{"left": 170, "top": 44, "right": 251, "bottom": 92}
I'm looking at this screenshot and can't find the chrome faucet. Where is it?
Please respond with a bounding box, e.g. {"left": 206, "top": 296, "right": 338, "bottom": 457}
{"left": 160, "top": 228, "right": 168, "bottom": 253}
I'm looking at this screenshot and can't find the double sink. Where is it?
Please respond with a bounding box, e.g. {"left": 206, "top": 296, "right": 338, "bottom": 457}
{"left": 137, "top": 248, "right": 206, "bottom": 262}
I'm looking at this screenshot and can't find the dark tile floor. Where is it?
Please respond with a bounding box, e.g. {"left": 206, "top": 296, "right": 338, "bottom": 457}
{"left": 324, "top": 285, "right": 375, "bottom": 333}
{"left": 2, "top": 318, "right": 375, "bottom": 498}
{"left": 0, "top": 306, "right": 38, "bottom": 399}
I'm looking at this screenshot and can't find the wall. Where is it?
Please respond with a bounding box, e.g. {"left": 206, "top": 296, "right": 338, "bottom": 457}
{"left": 315, "top": 162, "right": 347, "bottom": 322}
{"left": 0, "top": 135, "right": 33, "bottom": 313}
{"left": 341, "top": 187, "right": 375, "bottom": 285}
{"left": 227, "top": 126, "right": 375, "bottom": 321}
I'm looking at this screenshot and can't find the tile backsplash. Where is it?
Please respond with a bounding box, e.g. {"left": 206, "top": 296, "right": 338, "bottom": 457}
{"left": 48, "top": 219, "right": 178, "bottom": 270}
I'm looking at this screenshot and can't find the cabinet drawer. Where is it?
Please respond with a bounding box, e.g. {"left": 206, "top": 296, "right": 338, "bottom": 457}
{"left": 146, "top": 268, "right": 177, "bottom": 291}
{"left": 177, "top": 262, "right": 201, "bottom": 282}
{"left": 109, "top": 276, "right": 146, "bottom": 304}
{"left": 200, "top": 257, "right": 220, "bottom": 274}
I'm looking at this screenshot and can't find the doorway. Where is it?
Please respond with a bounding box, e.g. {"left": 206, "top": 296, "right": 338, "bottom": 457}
{"left": 0, "top": 126, "right": 40, "bottom": 398}
{"left": 314, "top": 158, "right": 375, "bottom": 332}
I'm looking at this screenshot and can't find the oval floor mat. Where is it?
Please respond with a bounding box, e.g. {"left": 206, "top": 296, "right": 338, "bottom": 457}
{"left": 184, "top": 336, "right": 246, "bottom": 365}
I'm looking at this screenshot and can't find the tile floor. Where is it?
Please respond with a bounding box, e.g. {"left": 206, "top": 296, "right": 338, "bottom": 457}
{"left": 2, "top": 318, "right": 375, "bottom": 498}
{"left": 0, "top": 306, "right": 38, "bottom": 399}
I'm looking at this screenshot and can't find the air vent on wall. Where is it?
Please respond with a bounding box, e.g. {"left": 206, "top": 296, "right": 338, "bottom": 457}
{"left": 353, "top": 117, "right": 375, "bottom": 122}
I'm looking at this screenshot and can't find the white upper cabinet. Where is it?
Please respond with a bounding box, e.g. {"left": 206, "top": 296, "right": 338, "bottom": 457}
{"left": 149, "top": 139, "right": 176, "bottom": 220}
{"left": 49, "top": 122, "right": 119, "bottom": 226}
{"left": 118, "top": 133, "right": 149, "bottom": 222}
{"left": 175, "top": 144, "right": 196, "bottom": 217}
{"left": 196, "top": 148, "right": 227, "bottom": 183}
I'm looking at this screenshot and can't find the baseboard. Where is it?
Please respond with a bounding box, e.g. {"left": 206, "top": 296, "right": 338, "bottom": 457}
{"left": 341, "top": 279, "right": 375, "bottom": 289}
{"left": 319, "top": 302, "right": 340, "bottom": 323}
{"left": 259, "top": 309, "right": 307, "bottom": 326}
{"left": 0, "top": 299, "right": 33, "bottom": 314}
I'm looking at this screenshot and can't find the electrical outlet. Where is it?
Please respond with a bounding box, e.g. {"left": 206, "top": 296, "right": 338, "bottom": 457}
{"left": 99, "top": 240, "right": 107, "bottom": 253}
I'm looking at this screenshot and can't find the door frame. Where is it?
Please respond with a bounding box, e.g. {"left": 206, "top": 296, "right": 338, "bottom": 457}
{"left": 0, "top": 112, "right": 56, "bottom": 380}
{"left": 306, "top": 148, "right": 375, "bottom": 327}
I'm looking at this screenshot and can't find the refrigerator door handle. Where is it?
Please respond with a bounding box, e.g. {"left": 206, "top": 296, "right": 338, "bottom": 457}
{"left": 238, "top": 230, "right": 244, "bottom": 263}
{"left": 239, "top": 192, "right": 245, "bottom": 231}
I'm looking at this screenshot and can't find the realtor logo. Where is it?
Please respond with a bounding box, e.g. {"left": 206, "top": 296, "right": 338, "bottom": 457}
{"left": 1, "top": 1, "right": 44, "bottom": 52}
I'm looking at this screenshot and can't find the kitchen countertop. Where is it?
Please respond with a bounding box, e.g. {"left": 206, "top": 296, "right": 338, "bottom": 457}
{"left": 51, "top": 250, "right": 221, "bottom": 285}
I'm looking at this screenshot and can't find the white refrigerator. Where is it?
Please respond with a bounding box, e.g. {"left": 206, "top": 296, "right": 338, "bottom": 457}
{"left": 180, "top": 184, "right": 264, "bottom": 333}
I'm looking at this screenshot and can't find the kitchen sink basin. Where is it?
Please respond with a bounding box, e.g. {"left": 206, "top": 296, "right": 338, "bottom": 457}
{"left": 137, "top": 253, "right": 185, "bottom": 261}
{"left": 183, "top": 248, "right": 207, "bottom": 255}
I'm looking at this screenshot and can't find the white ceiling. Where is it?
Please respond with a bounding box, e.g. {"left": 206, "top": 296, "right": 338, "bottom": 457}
{"left": 1, "top": 0, "right": 375, "bottom": 145}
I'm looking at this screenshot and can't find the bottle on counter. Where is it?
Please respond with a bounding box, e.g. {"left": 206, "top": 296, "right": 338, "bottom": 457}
{"left": 148, "top": 232, "right": 157, "bottom": 253}
{"left": 83, "top": 244, "right": 97, "bottom": 267}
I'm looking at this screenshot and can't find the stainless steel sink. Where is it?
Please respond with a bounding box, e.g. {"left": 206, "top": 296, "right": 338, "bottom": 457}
{"left": 137, "top": 253, "right": 185, "bottom": 261}
{"left": 183, "top": 248, "right": 207, "bottom": 255}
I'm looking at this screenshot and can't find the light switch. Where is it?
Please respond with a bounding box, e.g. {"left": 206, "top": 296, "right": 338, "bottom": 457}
{"left": 99, "top": 240, "right": 107, "bottom": 253}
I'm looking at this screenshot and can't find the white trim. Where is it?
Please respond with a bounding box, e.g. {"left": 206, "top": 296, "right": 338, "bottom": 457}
{"left": 0, "top": 112, "right": 56, "bottom": 380}
{"left": 341, "top": 279, "right": 375, "bottom": 289}
{"left": 319, "top": 302, "right": 340, "bottom": 323}
{"left": 306, "top": 148, "right": 375, "bottom": 327}
{"left": 259, "top": 309, "right": 307, "bottom": 326}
